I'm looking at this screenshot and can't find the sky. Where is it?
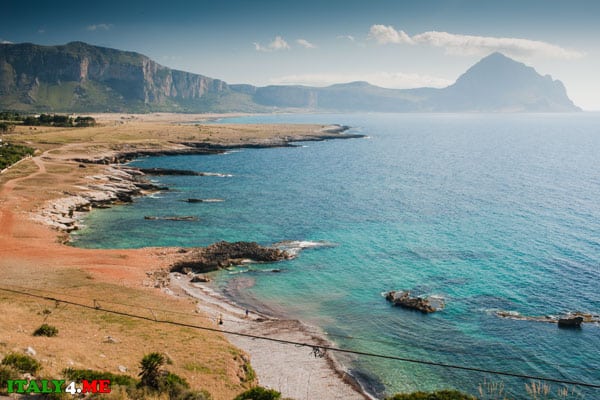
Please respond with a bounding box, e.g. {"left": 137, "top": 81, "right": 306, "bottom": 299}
{"left": 1, "top": 0, "right": 599, "bottom": 109}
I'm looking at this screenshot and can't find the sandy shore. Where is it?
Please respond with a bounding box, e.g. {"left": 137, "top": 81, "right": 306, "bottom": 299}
{"left": 0, "top": 113, "right": 367, "bottom": 399}
{"left": 169, "top": 274, "right": 367, "bottom": 400}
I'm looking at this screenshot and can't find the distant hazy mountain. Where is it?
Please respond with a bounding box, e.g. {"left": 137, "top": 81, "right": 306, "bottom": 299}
{"left": 0, "top": 42, "right": 580, "bottom": 113}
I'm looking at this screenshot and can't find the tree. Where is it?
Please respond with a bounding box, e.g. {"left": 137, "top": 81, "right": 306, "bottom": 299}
{"left": 0, "top": 122, "right": 15, "bottom": 133}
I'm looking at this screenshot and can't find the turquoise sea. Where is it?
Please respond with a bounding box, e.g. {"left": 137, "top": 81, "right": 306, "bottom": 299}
{"left": 73, "top": 113, "right": 600, "bottom": 398}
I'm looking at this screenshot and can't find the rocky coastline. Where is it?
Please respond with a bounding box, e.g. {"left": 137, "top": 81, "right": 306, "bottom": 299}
{"left": 30, "top": 165, "right": 165, "bottom": 234}
{"left": 31, "top": 124, "right": 362, "bottom": 237}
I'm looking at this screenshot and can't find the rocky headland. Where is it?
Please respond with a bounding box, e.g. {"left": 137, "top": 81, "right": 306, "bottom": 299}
{"left": 172, "top": 241, "right": 291, "bottom": 274}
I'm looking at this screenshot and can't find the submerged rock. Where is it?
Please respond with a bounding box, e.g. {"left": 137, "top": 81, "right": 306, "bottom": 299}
{"left": 183, "top": 198, "right": 225, "bottom": 203}
{"left": 144, "top": 215, "right": 198, "bottom": 221}
{"left": 384, "top": 290, "right": 443, "bottom": 313}
{"left": 172, "top": 241, "right": 290, "bottom": 273}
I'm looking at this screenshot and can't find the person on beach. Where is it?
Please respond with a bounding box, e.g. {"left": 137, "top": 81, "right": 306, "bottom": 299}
{"left": 245, "top": 309, "right": 249, "bottom": 318}
{"left": 218, "top": 314, "right": 223, "bottom": 325}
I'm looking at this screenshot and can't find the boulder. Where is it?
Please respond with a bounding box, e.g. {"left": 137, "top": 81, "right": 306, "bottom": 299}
{"left": 384, "top": 290, "right": 443, "bottom": 313}
{"left": 190, "top": 275, "right": 210, "bottom": 283}
{"left": 558, "top": 316, "right": 584, "bottom": 328}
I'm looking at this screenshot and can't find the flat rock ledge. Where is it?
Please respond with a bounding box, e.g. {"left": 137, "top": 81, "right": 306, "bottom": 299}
{"left": 496, "top": 311, "right": 599, "bottom": 328}
{"left": 171, "top": 241, "right": 291, "bottom": 274}
{"left": 30, "top": 166, "right": 164, "bottom": 234}
{"left": 385, "top": 290, "right": 444, "bottom": 313}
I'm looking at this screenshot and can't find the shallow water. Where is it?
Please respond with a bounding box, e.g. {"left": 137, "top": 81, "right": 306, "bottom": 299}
{"left": 74, "top": 113, "right": 600, "bottom": 398}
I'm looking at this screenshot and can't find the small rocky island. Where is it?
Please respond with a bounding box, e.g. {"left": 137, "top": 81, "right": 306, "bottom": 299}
{"left": 385, "top": 290, "right": 444, "bottom": 313}
{"left": 171, "top": 241, "right": 290, "bottom": 273}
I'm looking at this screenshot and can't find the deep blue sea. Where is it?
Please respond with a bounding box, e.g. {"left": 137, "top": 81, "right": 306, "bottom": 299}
{"left": 73, "top": 113, "right": 600, "bottom": 398}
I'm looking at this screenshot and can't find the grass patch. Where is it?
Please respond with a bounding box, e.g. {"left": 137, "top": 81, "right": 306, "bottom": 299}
{"left": 183, "top": 362, "right": 211, "bottom": 374}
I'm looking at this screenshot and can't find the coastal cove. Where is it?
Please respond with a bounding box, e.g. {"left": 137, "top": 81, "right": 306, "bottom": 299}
{"left": 72, "top": 113, "right": 600, "bottom": 399}
{"left": 0, "top": 117, "right": 368, "bottom": 400}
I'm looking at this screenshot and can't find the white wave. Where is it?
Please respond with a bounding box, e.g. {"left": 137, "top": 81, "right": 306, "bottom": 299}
{"left": 219, "top": 150, "right": 242, "bottom": 155}
{"left": 202, "top": 172, "right": 233, "bottom": 177}
{"left": 273, "top": 240, "right": 337, "bottom": 256}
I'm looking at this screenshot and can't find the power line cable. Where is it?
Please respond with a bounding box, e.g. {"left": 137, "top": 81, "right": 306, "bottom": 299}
{"left": 10, "top": 284, "right": 593, "bottom": 372}
{"left": 1, "top": 285, "right": 599, "bottom": 390}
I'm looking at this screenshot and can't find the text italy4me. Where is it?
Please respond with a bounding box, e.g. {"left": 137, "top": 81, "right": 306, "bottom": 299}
{"left": 6, "top": 379, "right": 111, "bottom": 395}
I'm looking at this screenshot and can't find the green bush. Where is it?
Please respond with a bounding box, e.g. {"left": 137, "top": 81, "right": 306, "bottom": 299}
{"left": 1, "top": 352, "right": 41, "bottom": 374}
{"left": 234, "top": 386, "right": 282, "bottom": 400}
{"left": 160, "top": 371, "right": 190, "bottom": 398}
{"left": 0, "top": 365, "right": 19, "bottom": 394}
{"left": 386, "top": 390, "right": 476, "bottom": 400}
{"left": 63, "top": 367, "right": 138, "bottom": 387}
{"left": 33, "top": 323, "right": 59, "bottom": 337}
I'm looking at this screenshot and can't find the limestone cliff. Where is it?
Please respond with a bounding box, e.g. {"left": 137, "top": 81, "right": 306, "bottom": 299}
{"left": 0, "top": 41, "right": 252, "bottom": 112}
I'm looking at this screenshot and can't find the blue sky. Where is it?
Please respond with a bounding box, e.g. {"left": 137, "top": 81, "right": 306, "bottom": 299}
{"left": 2, "top": 0, "right": 599, "bottom": 109}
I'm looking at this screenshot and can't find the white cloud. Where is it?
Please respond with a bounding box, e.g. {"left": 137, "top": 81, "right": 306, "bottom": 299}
{"left": 270, "top": 71, "right": 452, "bottom": 89}
{"left": 1, "top": 39, "right": 13, "bottom": 44}
{"left": 296, "top": 39, "right": 316, "bottom": 49}
{"left": 86, "top": 23, "right": 112, "bottom": 31}
{"left": 368, "top": 25, "right": 413, "bottom": 45}
{"left": 413, "top": 31, "right": 584, "bottom": 59}
{"left": 367, "top": 24, "right": 583, "bottom": 59}
{"left": 336, "top": 35, "right": 355, "bottom": 42}
{"left": 254, "top": 36, "right": 291, "bottom": 52}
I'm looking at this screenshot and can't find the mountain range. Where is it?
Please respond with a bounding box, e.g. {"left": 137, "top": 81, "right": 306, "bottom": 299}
{"left": 0, "top": 41, "right": 580, "bottom": 113}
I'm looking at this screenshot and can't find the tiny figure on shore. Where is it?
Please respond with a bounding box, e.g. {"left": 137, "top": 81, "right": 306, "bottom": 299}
{"left": 245, "top": 309, "right": 249, "bottom": 318}
{"left": 218, "top": 314, "right": 223, "bottom": 325}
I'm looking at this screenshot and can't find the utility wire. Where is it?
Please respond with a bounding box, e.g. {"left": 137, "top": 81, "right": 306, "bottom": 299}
{"left": 1, "top": 286, "right": 599, "bottom": 390}
{"left": 6, "top": 283, "right": 593, "bottom": 372}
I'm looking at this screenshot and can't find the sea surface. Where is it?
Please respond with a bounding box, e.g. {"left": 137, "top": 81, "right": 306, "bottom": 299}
{"left": 73, "top": 113, "right": 600, "bottom": 398}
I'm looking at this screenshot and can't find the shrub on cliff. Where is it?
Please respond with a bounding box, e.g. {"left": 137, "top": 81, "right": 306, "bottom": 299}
{"left": 234, "top": 386, "right": 282, "bottom": 400}
{"left": 386, "top": 390, "right": 475, "bottom": 400}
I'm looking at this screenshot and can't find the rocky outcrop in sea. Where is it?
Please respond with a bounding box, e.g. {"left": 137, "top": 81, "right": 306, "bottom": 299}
{"left": 384, "top": 290, "right": 444, "bottom": 313}
{"left": 171, "top": 241, "right": 290, "bottom": 274}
